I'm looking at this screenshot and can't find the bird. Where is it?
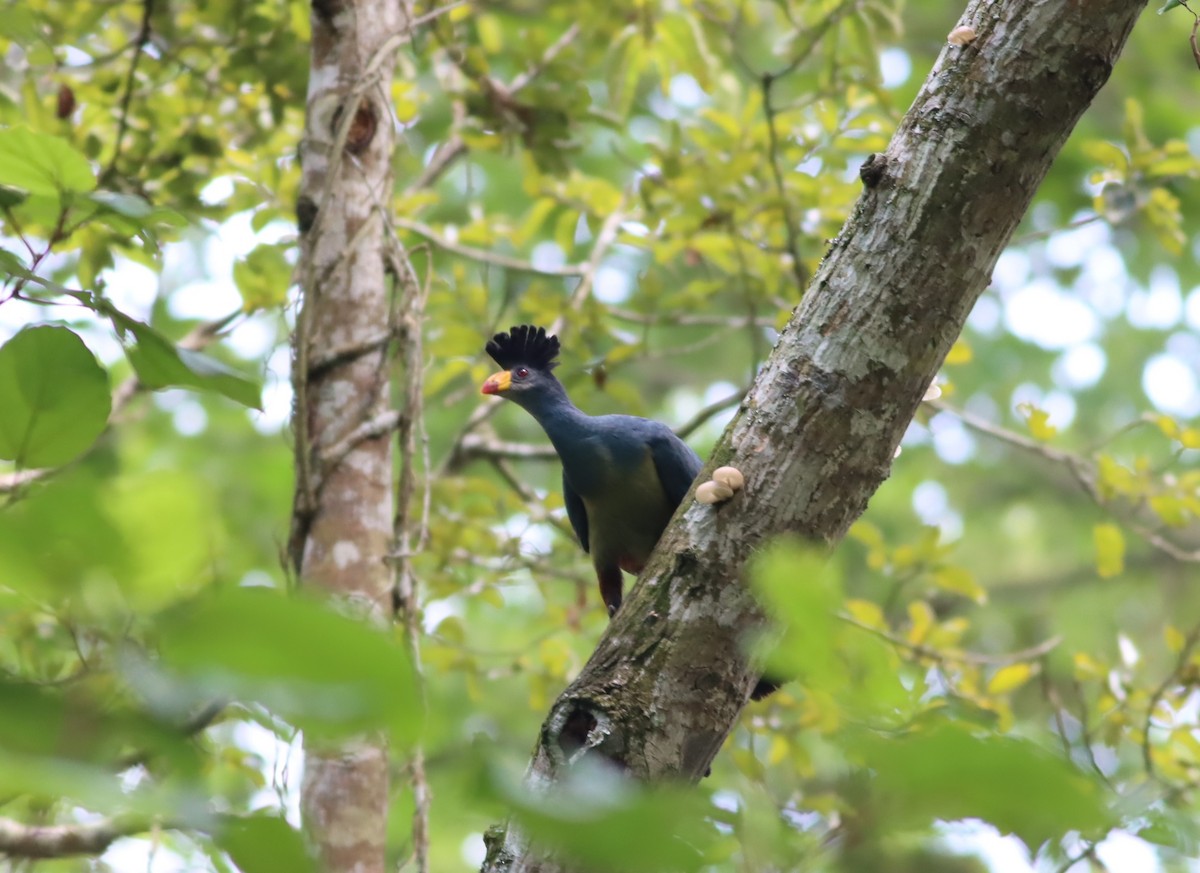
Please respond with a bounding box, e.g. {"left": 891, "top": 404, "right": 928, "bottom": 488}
{"left": 480, "top": 324, "right": 703, "bottom": 617}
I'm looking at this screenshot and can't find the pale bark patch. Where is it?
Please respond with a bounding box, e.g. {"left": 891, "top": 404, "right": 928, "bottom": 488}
{"left": 332, "top": 540, "right": 361, "bottom": 569}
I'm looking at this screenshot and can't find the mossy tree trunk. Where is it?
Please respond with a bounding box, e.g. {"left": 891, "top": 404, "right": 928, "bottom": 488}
{"left": 291, "top": 1, "right": 407, "bottom": 870}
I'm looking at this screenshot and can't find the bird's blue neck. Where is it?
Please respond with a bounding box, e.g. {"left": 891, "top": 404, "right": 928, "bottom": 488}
{"left": 512, "top": 380, "right": 594, "bottom": 457}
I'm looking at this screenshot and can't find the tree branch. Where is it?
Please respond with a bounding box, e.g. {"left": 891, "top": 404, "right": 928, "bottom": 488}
{"left": 0, "top": 814, "right": 159, "bottom": 858}
{"left": 482, "top": 1, "right": 1148, "bottom": 869}
{"left": 406, "top": 22, "right": 581, "bottom": 193}
{"left": 929, "top": 399, "right": 1200, "bottom": 564}
{"left": 392, "top": 217, "right": 588, "bottom": 276}
{"left": 103, "top": 0, "right": 155, "bottom": 182}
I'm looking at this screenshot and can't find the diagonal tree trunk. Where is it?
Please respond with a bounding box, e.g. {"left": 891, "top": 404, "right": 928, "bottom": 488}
{"left": 481, "top": 0, "right": 1149, "bottom": 870}
{"left": 291, "top": 1, "right": 406, "bottom": 870}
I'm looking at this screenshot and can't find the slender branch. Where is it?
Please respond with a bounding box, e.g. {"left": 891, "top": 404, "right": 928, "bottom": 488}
{"left": 393, "top": 217, "right": 587, "bottom": 276}
{"left": 926, "top": 398, "right": 1075, "bottom": 465}
{"left": 0, "top": 814, "right": 160, "bottom": 859}
{"left": 1069, "top": 675, "right": 1113, "bottom": 788}
{"left": 508, "top": 23, "right": 582, "bottom": 93}
{"left": 608, "top": 309, "right": 775, "bottom": 328}
{"left": 307, "top": 332, "right": 395, "bottom": 381}
{"left": 1141, "top": 620, "right": 1200, "bottom": 779}
{"left": 761, "top": 73, "right": 808, "bottom": 292}
{"left": 928, "top": 399, "right": 1200, "bottom": 564}
{"left": 1181, "top": 1, "right": 1200, "bottom": 70}
{"left": 840, "top": 613, "right": 1062, "bottom": 666}
{"left": 391, "top": 231, "right": 433, "bottom": 873}
{"left": 675, "top": 391, "right": 745, "bottom": 438}
{"left": 405, "top": 22, "right": 581, "bottom": 193}
{"left": 1055, "top": 839, "right": 1102, "bottom": 873}
{"left": 320, "top": 410, "right": 402, "bottom": 471}
{"left": 103, "top": 0, "right": 155, "bottom": 182}
{"left": 556, "top": 195, "right": 628, "bottom": 326}
{"left": 410, "top": 134, "right": 466, "bottom": 191}
{"left": 456, "top": 433, "right": 557, "bottom": 463}
{"left": 1040, "top": 668, "right": 1076, "bottom": 762}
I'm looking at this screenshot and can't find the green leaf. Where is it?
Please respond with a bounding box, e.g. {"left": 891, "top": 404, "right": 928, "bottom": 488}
{"left": 0, "top": 679, "right": 196, "bottom": 767}
{"left": 0, "top": 468, "right": 128, "bottom": 598}
{"left": 0, "top": 247, "right": 27, "bottom": 278}
{"left": 0, "top": 7, "right": 40, "bottom": 42}
{"left": 0, "top": 127, "right": 95, "bottom": 195}
{"left": 215, "top": 814, "right": 318, "bottom": 873}
{"left": 498, "top": 763, "right": 716, "bottom": 872}
{"left": 1093, "top": 523, "right": 1125, "bottom": 578}
{"left": 154, "top": 587, "right": 421, "bottom": 742}
{"left": 0, "top": 325, "right": 110, "bottom": 467}
{"left": 986, "top": 663, "right": 1036, "bottom": 695}
{"left": 932, "top": 565, "right": 987, "bottom": 604}
{"left": 0, "top": 184, "right": 28, "bottom": 208}
{"left": 1159, "top": 0, "right": 1184, "bottom": 13}
{"left": 852, "top": 722, "right": 1112, "bottom": 845}
{"left": 107, "top": 470, "right": 223, "bottom": 609}
{"left": 0, "top": 679, "right": 202, "bottom": 811}
{"left": 233, "top": 243, "right": 292, "bottom": 311}
{"left": 1016, "top": 402, "right": 1058, "bottom": 441}
{"left": 87, "top": 190, "right": 154, "bottom": 219}
{"left": 750, "top": 538, "right": 840, "bottom": 684}
{"left": 108, "top": 311, "right": 262, "bottom": 409}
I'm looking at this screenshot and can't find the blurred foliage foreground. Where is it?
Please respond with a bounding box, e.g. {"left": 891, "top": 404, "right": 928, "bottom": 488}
{"left": 1, "top": 0, "right": 1200, "bottom": 871}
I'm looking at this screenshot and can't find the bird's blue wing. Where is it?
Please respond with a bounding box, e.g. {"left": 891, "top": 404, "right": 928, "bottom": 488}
{"left": 562, "top": 470, "right": 589, "bottom": 553}
{"left": 647, "top": 428, "right": 704, "bottom": 510}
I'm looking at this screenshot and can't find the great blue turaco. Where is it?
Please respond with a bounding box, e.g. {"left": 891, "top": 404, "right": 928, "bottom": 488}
{"left": 481, "top": 325, "right": 779, "bottom": 700}
{"left": 481, "top": 324, "right": 703, "bottom": 617}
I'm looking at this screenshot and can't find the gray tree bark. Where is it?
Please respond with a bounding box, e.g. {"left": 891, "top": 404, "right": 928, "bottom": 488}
{"left": 481, "top": 0, "right": 1150, "bottom": 870}
{"left": 291, "top": 1, "right": 406, "bottom": 871}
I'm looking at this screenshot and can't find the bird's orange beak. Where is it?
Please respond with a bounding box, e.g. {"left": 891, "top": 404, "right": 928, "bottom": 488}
{"left": 481, "top": 370, "right": 512, "bottom": 395}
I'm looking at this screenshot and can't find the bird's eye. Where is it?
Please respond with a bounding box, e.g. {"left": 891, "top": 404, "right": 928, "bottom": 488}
{"left": 515, "top": 367, "right": 530, "bottom": 379}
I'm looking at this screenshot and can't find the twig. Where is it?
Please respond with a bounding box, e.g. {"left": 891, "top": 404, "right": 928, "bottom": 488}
{"left": 1040, "top": 668, "right": 1076, "bottom": 762}
{"left": 508, "top": 23, "right": 581, "bottom": 93}
{"left": 0, "top": 814, "right": 162, "bottom": 859}
{"left": 1180, "top": 1, "right": 1200, "bottom": 71}
{"left": 1142, "top": 620, "right": 1200, "bottom": 779}
{"left": 928, "top": 399, "right": 1200, "bottom": 565}
{"left": 405, "top": 22, "right": 581, "bottom": 193}
{"left": 926, "top": 399, "right": 1075, "bottom": 465}
{"left": 675, "top": 391, "right": 745, "bottom": 438}
{"left": 761, "top": 73, "right": 808, "bottom": 292}
{"left": 1055, "top": 839, "right": 1102, "bottom": 873}
{"left": 608, "top": 309, "right": 775, "bottom": 329}
{"left": 840, "top": 612, "right": 1062, "bottom": 666}
{"left": 103, "top": 0, "right": 155, "bottom": 182}
{"left": 1012, "top": 213, "right": 1103, "bottom": 246}
{"left": 1069, "top": 675, "right": 1113, "bottom": 788}
{"left": 307, "top": 333, "right": 396, "bottom": 381}
{"left": 320, "top": 410, "right": 402, "bottom": 471}
{"left": 389, "top": 197, "right": 433, "bottom": 873}
{"left": 117, "top": 699, "right": 226, "bottom": 771}
{"left": 456, "top": 433, "right": 557, "bottom": 463}
{"left": 555, "top": 194, "right": 628, "bottom": 328}
{"left": 393, "top": 217, "right": 587, "bottom": 276}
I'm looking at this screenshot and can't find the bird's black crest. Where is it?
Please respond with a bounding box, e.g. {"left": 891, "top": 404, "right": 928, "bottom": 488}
{"left": 486, "top": 325, "right": 560, "bottom": 371}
